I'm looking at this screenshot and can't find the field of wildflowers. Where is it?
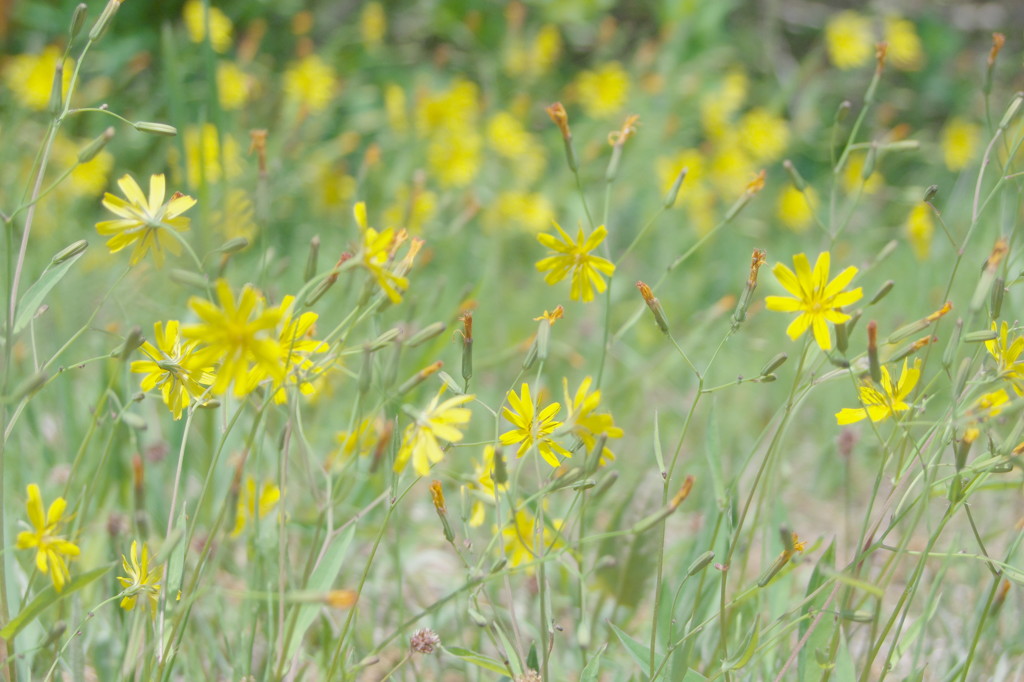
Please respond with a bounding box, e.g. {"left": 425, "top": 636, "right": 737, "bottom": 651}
{"left": 2, "top": 0, "right": 1024, "bottom": 679}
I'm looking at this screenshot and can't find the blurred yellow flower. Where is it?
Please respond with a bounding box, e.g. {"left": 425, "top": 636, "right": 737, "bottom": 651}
{"left": 884, "top": 16, "right": 923, "bottom": 71}
{"left": 842, "top": 152, "right": 883, "bottom": 194}
{"left": 487, "top": 111, "right": 532, "bottom": 158}
{"left": 428, "top": 131, "right": 482, "bottom": 187}
{"left": 212, "top": 188, "right": 257, "bottom": 241}
{"left": 183, "top": 279, "right": 285, "bottom": 397}
{"left": 777, "top": 185, "right": 818, "bottom": 233}
{"left": 700, "top": 69, "right": 748, "bottom": 139}
{"left": 52, "top": 136, "right": 113, "bottom": 198}
{"left": 2, "top": 46, "right": 73, "bottom": 111}
{"left": 574, "top": 62, "right": 629, "bottom": 119}
{"left": 975, "top": 389, "right": 1010, "bottom": 419}
{"left": 175, "top": 123, "right": 243, "bottom": 187}
{"left": 765, "top": 252, "right": 863, "bottom": 351}
{"left": 536, "top": 223, "right": 615, "bottom": 303}
{"left": 836, "top": 360, "right": 920, "bottom": 424}
{"left": 284, "top": 54, "right": 338, "bottom": 113}
{"left": 383, "top": 185, "right": 437, "bottom": 233}
{"left": 709, "top": 141, "right": 755, "bottom": 194}
{"left": 117, "top": 541, "right": 161, "bottom": 615}
{"left": 986, "top": 321, "right": 1024, "bottom": 394}
{"left": 562, "top": 376, "right": 623, "bottom": 464}
{"left": 906, "top": 203, "right": 934, "bottom": 261}
{"left": 489, "top": 191, "right": 555, "bottom": 233}
{"left": 260, "top": 296, "right": 329, "bottom": 404}
{"left": 500, "top": 383, "right": 569, "bottom": 468}
{"left": 384, "top": 84, "right": 409, "bottom": 133}
{"left": 941, "top": 117, "right": 980, "bottom": 171}
{"left": 131, "top": 320, "right": 214, "bottom": 420}
{"left": 500, "top": 506, "right": 563, "bottom": 569}
{"left": 532, "top": 25, "right": 562, "bottom": 75}
{"left": 739, "top": 108, "right": 790, "bottom": 163}
{"left": 360, "top": 2, "right": 386, "bottom": 48}
{"left": 394, "top": 391, "right": 474, "bottom": 477}
{"left": 217, "top": 61, "right": 251, "bottom": 110}
{"left": 333, "top": 417, "right": 378, "bottom": 463}
{"left": 232, "top": 477, "right": 281, "bottom": 536}
{"left": 466, "top": 445, "right": 508, "bottom": 527}
{"left": 96, "top": 173, "right": 197, "bottom": 267}
{"left": 657, "top": 149, "right": 705, "bottom": 195}
{"left": 825, "top": 11, "right": 873, "bottom": 70}
{"left": 16, "top": 484, "right": 80, "bottom": 592}
{"left": 416, "top": 78, "right": 479, "bottom": 135}
{"left": 183, "top": 0, "right": 233, "bottom": 53}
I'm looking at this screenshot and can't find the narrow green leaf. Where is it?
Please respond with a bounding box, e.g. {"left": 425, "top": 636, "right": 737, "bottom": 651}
{"left": 492, "top": 621, "right": 523, "bottom": 677}
{"left": 652, "top": 410, "right": 664, "bottom": 474}
{"left": 704, "top": 402, "right": 725, "bottom": 505}
{"left": 798, "top": 541, "right": 836, "bottom": 681}
{"left": 1, "top": 566, "right": 111, "bottom": 639}
{"left": 283, "top": 525, "right": 355, "bottom": 662}
{"left": 14, "top": 249, "right": 85, "bottom": 334}
{"left": 580, "top": 643, "right": 607, "bottom": 682}
{"left": 609, "top": 620, "right": 658, "bottom": 675}
{"left": 445, "top": 646, "right": 512, "bottom": 676}
{"left": 722, "top": 615, "right": 760, "bottom": 670}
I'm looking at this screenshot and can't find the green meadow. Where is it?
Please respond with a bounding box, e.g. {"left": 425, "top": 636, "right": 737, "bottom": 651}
{"left": 1, "top": 1, "right": 1023, "bottom": 679}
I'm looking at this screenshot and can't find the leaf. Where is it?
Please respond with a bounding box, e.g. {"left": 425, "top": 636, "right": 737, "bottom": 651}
{"left": 492, "top": 621, "right": 523, "bottom": 677}
{"left": 446, "top": 646, "right": 512, "bottom": 676}
{"left": 704, "top": 402, "right": 726, "bottom": 506}
{"left": 722, "top": 615, "right": 760, "bottom": 671}
{"left": 798, "top": 541, "right": 836, "bottom": 681}
{"left": 283, "top": 525, "right": 355, "bottom": 663}
{"left": 14, "top": 248, "right": 85, "bottom": 334}
{"left": 1, "top": 566, "right": 111, "bottom": 639}
{"left": 580, "top": 644, "right": 607, "bottom": 682}
{"left": 609, "top": 620, "right": 658, "bottom": 676}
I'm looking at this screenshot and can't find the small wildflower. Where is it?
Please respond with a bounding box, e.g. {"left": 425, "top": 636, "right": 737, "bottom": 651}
{"left": 2, "top": 46, "right": 73, "bottom": 111}
{"left": 467, "top": 445, "right": 509, "bottom": 527}
{"left": 183, "top": 0, "right": 233, "bottom": 53}
{"left": 533, "top": 306, "right": 564, "bottom": 325}
{"left": 986, "top": 321, "right": 1024, "bottom": 394}
{"left": 410, "top": 628, "right": 441, "bottom": 654}
{"left": 231, "top": 477, "right": 281, "bottom": 536}
{"left": 131, "top": 321, "right": 215, "bottom": 420}
{"left": 739, "top": 108, "right": 790, "bottom": 163}
{"left": 562, "top": 377, "right": 623, "bottom": 463}
{"left": 15, "top": 484, "right": 80, "bottom": 592}
{"left": 545, "top": 102, "right": 571, "bottom": 139}
{"left": 428, "top": 130, "right": 482, "bottom": 187}
{"left": 182, "top": 279, "right": 285, "bottom": 397}
{"left": 117, "top": 541, "right": 162, "bottom": 615}
{"left": 174, "top": 123, "right": 243, "bottom": 187}
{"left": 884, "top": 16, "right": 923, "bottom": 71}
{"left": 216, "top": 61, "right": 252, "bottom": 110}
{"left": 776, "top": 185, "right": 818, "bottom": 233}
{"left": 283, "top": 54, "right": 338, "bottom": 113}
{"left": 535, "top": 223, "right": 615, "bottom": 303}
{"left": 260, "top": 296, "right": 328, "bottom": 403}
{"left": 835, "top": 359, "right": 921, "bottom": 425}
{"left": 359, "top": 2, "right": 386, "bottom": 47}
{"left": 941, "top": 117, "right": 980, "bottom": 171}
{"left": 825, "top": 11, "right": 874, "bottom": 70}
{"left": 906, "top": 203, "right": 934, "bottom": 261}
{"left": 394, "top": 391, "right": 474, "bottom": 476}
{"left": 500, "top": 506, "right": 564, "bottom": 568}
{"left": 353, "top": 202, "right": 409, "bottom": 303}
{"left": 96, "top": 174, "right": 196, "bottom": 267}
{"left": 765, "top": 252, "right": 863, "bottom": 351}
{"left": 573, "top": 62, "right": 629, "bottom": 119}
{"left": 500, "top": 383, "right": 569, "bottom": 468}
{"left": 975, "top": 389, "right": 1010, "bottom": 419}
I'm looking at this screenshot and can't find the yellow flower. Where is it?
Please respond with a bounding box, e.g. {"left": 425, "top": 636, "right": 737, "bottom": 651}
{"left": 117, "top": 541, "right": 162, "bottom": 615}
{"left": 657, "top": 149, "right": 705, "bottom": 194}
{"left": 487, "top": 111, "right": 532, "bottom": 158}
{"left": 739, "top": 108, "right": 790, "bottom": 163}
{"left": 975, "top": 389, "right": 1010, "bottom": 419}
{"left": 573, "top": 62, "right": 629, "bottom": 119}
{"left": 777, "top": 185, "right": 818, "bottom": 233}
{"left": 941, "top": 117, "right": 980, "bottom": 171}
{"left": 354, "top": 202, "right": 409, "bottom": 303}
{"left": 500, "top": 506, "right": 563, "bottom": 569}
{"left": 466, "top": 445, "right": 508, "bottom": 527}
{"left": 427, "top": 130, "right": 482, "bottom": 187}
{"left": 499, "top": 383, "right": 569, "bottom": 468}
{"left": 183, "top": 0, "right": 233, "bottom": 53}
{"left": 986, "top": 321, "right": 1024, "bottom": 394}
{"left": 15, "top": 484, "right": 80, "bottom": 592}
{"left": 562, "top": 377, "right": 623, "bottom": 464}
{"left": 174, "top": 123, "right": 243, "bottom": 187}
{"left": 211, "top": 188, "right": 258, "bottom": 242}
{"left": 216, "top": 61, "right": 251, "bottom": 110}
{"left": 131, "top": 321, "right": 215, "bottom": 420}
{"left": 332, "top": 417, "right": 378, "bottom": 463}
{"left": 884, "top": 16, "right": 923, "bottom": 71}
{"left": 765, "top": 252, "right": 863, "bottom": 351}
{"left": 535, "top": 223, "right": 615, "bottom": 303}
{"left": 250, "top": 296, "right": 329, "bottom": 404}
{"left": 360, "top": 2, "right": 386, "bottom": 47}
{"left": 51, "top": 135, "right": 113, "bottom": 198}
{"left": 825, "top": 11, "right": 874, "bottom": 70}
{"left": 284, "top": 54, "right": 338, "bottom": 113}
{"left": 708, "top": 140, "right": 755, "bottom": 194}
{"left": 416, "top": 78, "right": 479, "bottom": 135}
{"left": 384, "top": 84, "right": 409, "bottom": 133}
{"left": 532, "top": 25, "right": 562, "bottom": 76}
{"left": 394, "top": 391, "right": 474, "bottom": 476}
{"left": 183, "top": 279, "right": 284, "bottom": 397}
{"left": 906, "top": 203, "right": 934, "bottom": 261}
{"left": 232, "top": 478, "right": 281, "bottom": 536}
{"left": 488, "top": 191, "right": 555, "bottom": 233}
{"left": 383, "top": 186, "right": 437, "bottom": 233}
{"left": 96, "top": 174, "right": 197, "bottom": 267}
{"left": 835, "top": 360, "right": 921, "bottom": 424}
{"left": 842, "top": 151, "right": 883, "bottom": 194}
{"left": 700, "top": 69, "right": 748, "bottom": 139}
{"left": 2, "top": 46, "right": 73, "bottom": 111}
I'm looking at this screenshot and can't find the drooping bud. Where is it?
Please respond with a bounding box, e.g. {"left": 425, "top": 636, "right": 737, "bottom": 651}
{"left": 132, "top": 121, "right": 178, "bottom": 137}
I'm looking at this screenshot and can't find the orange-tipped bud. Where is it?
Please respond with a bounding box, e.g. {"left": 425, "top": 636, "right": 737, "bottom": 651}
{"left": 396, "top": 361, "right": 442, "bottom": 396}
{"left": 323, "top": 590, "right": 358, "bottom": 609}
{"left": 989, "top": 33, "right": 1006, "bottom": 67}
{"left": 732, "top": 248, "right": 767, "bottom": 329}
{"left": 546, "top": 102, "right": 570, "bottom": 139}
{"left": 875, "top": 41, "right": 888, "bottom": 72}
{"left": 637, "top": 281, "right": 669, "bottom": 334}
{"left": 926, "top": 301, "right": 953, "bottom": 323}
{"left": 670, "top": 475, "right": 695, "bottom": 510}
{"left": 249, "top": 129, "right": 269, "bottom": 175}
{"left": 429, "top": 480, "right": 446, "bottom": 512}
{"left": 607, "top": 114, "right": 640, "bottom": 147}
{"left": 985, "top": 238, "right": 1009, "bottom": 272}
{"left": 533, "top": 305, "right": 564, "bottom": 325}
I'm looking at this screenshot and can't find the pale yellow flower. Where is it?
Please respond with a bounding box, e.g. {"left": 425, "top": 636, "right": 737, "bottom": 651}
{"left": 360, "top": 2, "right": 386, "bottom": 47}
{"left": 573, "top": 62, "right": 629, "bottom": 119}
{"left": 2, "top": 46, "right": 73, "bottom": 111}
{"left": 884, "top": 16, "right": 924, "bottom": 71}
{"left": 739, "top": 108, "right": 790, "bottom": 163}
{"left": 836, "top": 360, "right": 921, "bottom": 424}
{"left": 394, "top": 392, "right": 474, "bottom": 476}
{"left": 183, "top": 0, "right": 233, "bottom": 53}
{"left": 284, "top": 54, "right": 338, "bottom": 113}
{"left": 941, "top": 117, "right": 980, "bottom": 171}
{"left": 16, "top": 485, "right": 80, "bottom": 592}
{"left": 232, "top": 478, "right": 281, "bottom": 536}
{"left": 777, "top": 185, "right": 818, "bottom": 234}
{"left": 825, "top": 11, "right": 874, "bottom": 70}
{"left": 217, "top": 61, "right": 251, "bottom": 110}
{"left": 906, "top": 203, "right": 933, "bottom": 261}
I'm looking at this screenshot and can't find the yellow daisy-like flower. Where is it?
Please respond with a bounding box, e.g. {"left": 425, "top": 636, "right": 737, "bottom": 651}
{"left": 941, "top": 117, "right": 980, "bottom": 171}
{"left": 247, "top": 296, "right": 328, "bottom": 404}
{"left": 573, "top": 61, "right": 629, "bottom": 119}
{"left": 906, "top": 203, "right": 934, "bottom": 261}
{"left": 776, "top": 185, "right": 818, "bottom": 234}
{"left": 216, "top": 61, "right": 252, "bottom": 111}
{"left": 394, "top": 391, "right": 475, "bottom": 476}
{"left": 825, "top": 11, "right": 874, "bottom": 70}
{"left": 466, "top": 445, "right": 509, "bottom": 527}
{"left": 359, "top": 2, "right": 386, "bottom": 47}
{"left": 562, "top": 376, "right": 623, "bottom": 464}
{"left": 739, "top": 107, "right": 790, "bottom": 163}
{"left": 499, "top": 383, "right": 569, "bottom": 468}
{"left": 117, "top": 541, "right": 162, "bottom": 615}
{"left": 96, "top": 174, "right": 196, "bottom": 267}
{"left": 354, "top": 202, "right": 409, "bottom": 303}
{"left": 232, "top": 478, "right": 281, "bottom": 536}
{"left": 283, "top": 54, "right": 338, "bottom": 114}
{"left": 500, "top": 506, "right": 563, "bottom": 569}
{"left": 986, "top": 321, "right": 1024, "bottom": 395}
{"left": 974, "top": 389, "right": 1010, "bottom": 419}
{"left": 15, "top": 484, "right": 80, "bottom": 592}
{"left": 835, "top": 359, "right": 921, "bottom": 425}
{"left": 765, "top": 252, "right": 863, "bottom": 351}
{"left": 131, "top": 321, "right": 215, "bottom": 420}
{"left": 884, "top": 16, "right": 924, "bottom": 71}
{"left": 183, "top": 279, "right": 284, "bottom": 397}
{"left": 183, "top": 0, "right": 233, "bottom": 53}
{"left": 2, "top": 46, "right": 73, "bottom": 111}
{"left": 535, "top": 223, "right": 615, "bottom": 303}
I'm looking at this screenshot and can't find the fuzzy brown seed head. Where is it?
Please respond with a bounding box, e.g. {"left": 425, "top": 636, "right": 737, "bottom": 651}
{"left": 608, "top": 114, "right": 640, "bottom": 146}
{"left": 410, "top": 628, "right": 441, "bottom": 654}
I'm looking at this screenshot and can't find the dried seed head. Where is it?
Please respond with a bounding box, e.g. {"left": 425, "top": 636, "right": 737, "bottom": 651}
{"left": 989, "top": 33, "right": 1006, "bottom": 67}
{"left": 410, "top": 628, "right": 441, "bottom": 654}
{"left": 545, "top": 102, "right": 570, "bottom": 139}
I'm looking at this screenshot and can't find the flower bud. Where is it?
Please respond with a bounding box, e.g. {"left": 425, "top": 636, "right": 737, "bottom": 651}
{"left": 687, "top": 551, "right": 715, "bottom": 576}
{"left": 88, "top": 0, "right": 122, "bottom": 41}
{"left": 637, "top": 281, "right": 669, "bottom": 334}
{"left": 304, "top": 235, "right": 320, "bottom": 283}
{"left": 48, "top": 61, "right": 64, "bottom": 117}
{"left": 407, "top": 322, "right": 446, "bottom": 348}
{"left": 867, "top": 321, "right": 881, "bottom": 384}
{"left": 396, "top": 361, "right": 442, "bottom": 396}
{"left": 782, "top": 159, "right": 807, "bottom": 191}
{"left": 69, "top": 3, "right": 88, "bottom": 40}
{"left": 77, "top": 127, "right": 115, "bottom": 163}
{"left": 663, "top": 166, "right": 687, "bottom": 208}
{"left": 132, "top": 121, "right": 178, "bottom": 137}
{"left": 51, "top": 240, "right": 88, "bottom": 265}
